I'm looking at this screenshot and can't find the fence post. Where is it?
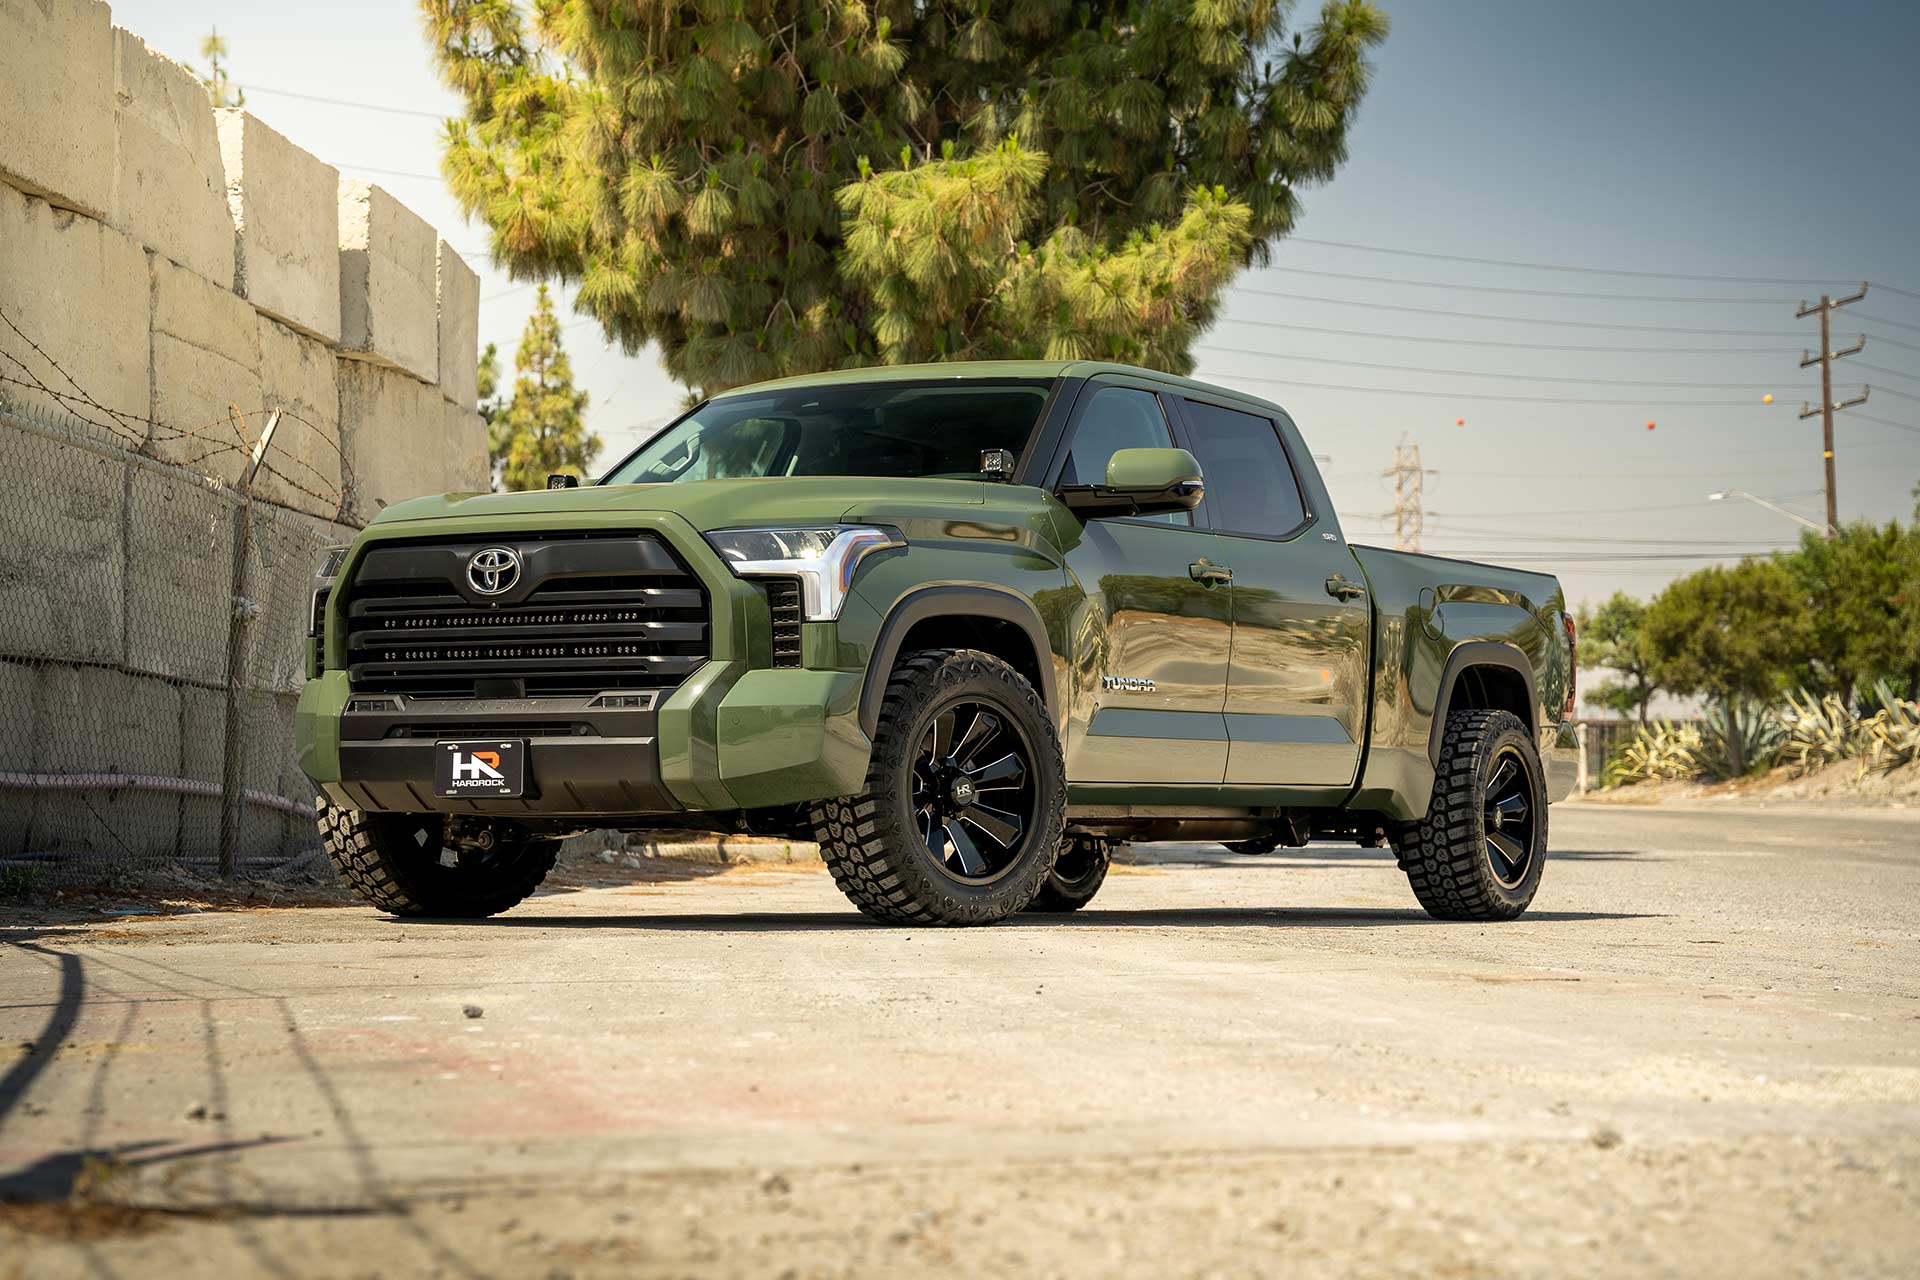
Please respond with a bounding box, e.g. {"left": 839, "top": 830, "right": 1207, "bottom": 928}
{"left": 217, "top": 411, "right": 278, "bottom": 878}
{"left": 1575, "top": 722, "right": 1590, "bottom": 794}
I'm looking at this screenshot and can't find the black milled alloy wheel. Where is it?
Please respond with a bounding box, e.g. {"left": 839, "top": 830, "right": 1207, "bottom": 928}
{"left": 812, "top": 649, "right": 1066, "bottom": 926}
{"left": 319, "top": 797, "right": 558, "bottom": 918}
{"left": 1025, "top": 835, "right": 1111, "bottom": 913}
{"left": 1391, "top": 709, "right": 1547, "bottom": 921}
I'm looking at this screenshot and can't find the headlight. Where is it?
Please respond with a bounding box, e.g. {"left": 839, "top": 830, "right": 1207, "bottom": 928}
{"left": 704, "top": 525, "right": 904, "bottom": 621}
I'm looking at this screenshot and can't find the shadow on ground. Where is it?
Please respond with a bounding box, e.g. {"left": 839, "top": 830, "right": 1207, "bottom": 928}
{"left": 454, "top": 905, "right": 1657, "bottom": 933}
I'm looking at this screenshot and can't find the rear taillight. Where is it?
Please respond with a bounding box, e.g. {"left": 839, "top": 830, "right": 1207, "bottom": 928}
{"left": 1561, "top": 612, "right": 1577, "bottom": 720}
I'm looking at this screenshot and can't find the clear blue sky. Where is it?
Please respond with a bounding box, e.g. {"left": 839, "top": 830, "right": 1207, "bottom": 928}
{"left": 111, "top": 0, "right": 1920, "bottom": 616}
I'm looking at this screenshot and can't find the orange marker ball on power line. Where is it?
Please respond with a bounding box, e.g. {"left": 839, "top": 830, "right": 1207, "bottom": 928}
{"left": 1455, "top": 417, "right": 1464, "bottom": 426}
{"left": 1646, "top": 421, "right": 1656, "bottom": 431}
{"left": 1762, "top": 394, "right": 1774, "bottom": 404}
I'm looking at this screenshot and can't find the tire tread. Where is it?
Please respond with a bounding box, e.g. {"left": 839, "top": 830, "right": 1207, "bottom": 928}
{"left": 812, "top": 648, "right": 1064, "bottom": 926}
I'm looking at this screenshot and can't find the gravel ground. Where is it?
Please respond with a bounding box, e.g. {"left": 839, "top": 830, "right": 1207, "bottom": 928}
{"left": 2, "top": 801, "right": 1917, "bottom": 1278}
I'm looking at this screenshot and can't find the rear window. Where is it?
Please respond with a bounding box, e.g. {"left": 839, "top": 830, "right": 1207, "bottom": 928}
{"left": 1180, "top": 400, "right": 1310, "bottom": 537}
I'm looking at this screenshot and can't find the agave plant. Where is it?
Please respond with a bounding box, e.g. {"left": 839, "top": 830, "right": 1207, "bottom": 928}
{"left": 1779, "top": 689, "right": 1866, "bottom": 775}
{"left": 1697, "top": 701, "right": 1784, "bottom": 779}
{"left": 1602, "top": 720, "right": 1706, "bottom": 786}
{"left": 1860, "top": 680, "right": 1920, "bottom": 775}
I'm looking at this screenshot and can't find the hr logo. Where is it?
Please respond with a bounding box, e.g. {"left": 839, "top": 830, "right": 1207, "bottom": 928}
{"left": 449, "top": 748, "right": 503, "bottom": 781}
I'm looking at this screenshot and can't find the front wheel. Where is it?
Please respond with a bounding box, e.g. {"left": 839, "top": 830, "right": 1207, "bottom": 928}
{"left": 1391, "top": 709, "right": 1547, "bottom": 921}
{"left": 813, "top": 649, "right": 1066, "bottom": 926}
{"left": 319, "top": 799, "right": 558, "bottom": 918}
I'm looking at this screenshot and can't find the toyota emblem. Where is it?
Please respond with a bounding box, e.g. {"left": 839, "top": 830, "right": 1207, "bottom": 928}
{"left": 466, "top": 546, "right": 520, "bottom": 596}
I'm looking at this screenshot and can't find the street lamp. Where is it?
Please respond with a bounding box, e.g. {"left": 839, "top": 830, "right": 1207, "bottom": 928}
{"left": 1707, "top": 490, "right": 1834, "bottom": 536}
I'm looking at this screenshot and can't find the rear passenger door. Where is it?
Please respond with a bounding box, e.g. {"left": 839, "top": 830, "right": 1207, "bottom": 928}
{"left": 1048, "top": 379, "right": 1232, "bottom": 786}
{"left": 1171, "top": 397, "right": 1371, "bottom": 791}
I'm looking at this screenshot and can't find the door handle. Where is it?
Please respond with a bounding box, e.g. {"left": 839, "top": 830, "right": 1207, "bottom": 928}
{"left": 1189, "top": 560, "right": 1233, "bottom": 586}
{"left": 1325, "top": 575, "right": 1366, "bottom": 601}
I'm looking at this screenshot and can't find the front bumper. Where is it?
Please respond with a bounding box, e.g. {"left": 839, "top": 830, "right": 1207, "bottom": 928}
{"left": 298, "top": 664, "right": 871, "bottom": 818}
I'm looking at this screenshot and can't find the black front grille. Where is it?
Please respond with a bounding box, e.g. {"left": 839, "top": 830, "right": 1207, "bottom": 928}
{"left": 343, "top": 533, "right": 709, "bottom": 697}
{"left": 766, "top": 579, "right": 803, "bottom": 668}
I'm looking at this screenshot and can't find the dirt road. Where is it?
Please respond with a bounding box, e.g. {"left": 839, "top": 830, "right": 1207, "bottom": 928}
{"left": 3, "top": 802, "right": 1917, "bottom": 1277}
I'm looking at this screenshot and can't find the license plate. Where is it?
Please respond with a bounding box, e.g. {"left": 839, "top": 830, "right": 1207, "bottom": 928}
{"left": 434, "top": 740, "right": 526, "bottom": 798}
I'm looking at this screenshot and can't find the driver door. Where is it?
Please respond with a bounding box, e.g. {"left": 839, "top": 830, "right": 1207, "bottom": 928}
{"left": 1048, "top": 380, "right": 1232, "bottom": 785}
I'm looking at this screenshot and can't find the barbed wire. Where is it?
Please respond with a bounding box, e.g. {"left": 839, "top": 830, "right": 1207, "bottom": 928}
{"left": 0, "top": 303, "right": 365, "bottom": 522}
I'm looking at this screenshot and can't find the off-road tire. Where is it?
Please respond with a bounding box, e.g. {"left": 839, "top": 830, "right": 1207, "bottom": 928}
{"left": 812, "top": 648, "right": 1066, "bottom": 926}
{"left": 1392, "top": 709, "right": 1547, "bottom": 921}
{"left": 318, "top": 797, "right": 558, "bottom": 918}
{"left": 1026, "top": 835, "right": 1111, "bottom": 913}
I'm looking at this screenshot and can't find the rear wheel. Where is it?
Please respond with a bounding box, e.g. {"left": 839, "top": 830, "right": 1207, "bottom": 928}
{"left": 319, "top": 799, "right": 558, "bottom": 918}
{"left": 812, "top": 649, "right": 1065, "bottom": 926}
{"left": 1391, "top": 709, "right": 1547, "bottom": 921}
{"left": 1025, "top": 835, "right": 1111, "bottom": 913}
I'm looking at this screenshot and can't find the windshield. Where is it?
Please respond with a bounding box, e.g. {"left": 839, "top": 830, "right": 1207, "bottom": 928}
{"left": 601, "top": 379, "right": 1052, "bottom": 485}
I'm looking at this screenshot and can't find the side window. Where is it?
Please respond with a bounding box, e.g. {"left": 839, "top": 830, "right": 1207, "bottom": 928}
{"left": 1060, "top": 386, "right": 1189, "bottom": 525}
{"left": 1180, "top": 400, "right": 1309, "bottom": 538}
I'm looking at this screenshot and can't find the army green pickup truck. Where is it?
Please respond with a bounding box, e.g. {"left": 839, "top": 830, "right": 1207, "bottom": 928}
{"left": 298, "top": 362, "right": 1578, "bottom": 926}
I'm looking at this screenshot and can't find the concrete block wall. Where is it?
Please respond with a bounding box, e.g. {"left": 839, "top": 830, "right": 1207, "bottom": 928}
{"left": 338, "top": 181, "right": 438, "bottom": 382}
{"left": 0, "top": 1, "right": 484, "bottom": 523}
{"left": 0, "top": 0, "right": 492, "bottom": 868}
{"left": 110, "top": 28, "right": 234, "bottom": 288}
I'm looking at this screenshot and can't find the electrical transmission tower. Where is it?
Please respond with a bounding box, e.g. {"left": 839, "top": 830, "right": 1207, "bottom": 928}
{"left": 1796, "top": 284, "right": 1869, "bottom": 537}
{"left": 1382, "top": 433, "right": 1431, "bottom": 552}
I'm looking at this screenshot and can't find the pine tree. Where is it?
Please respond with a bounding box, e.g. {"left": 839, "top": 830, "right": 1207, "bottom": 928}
{"left": 477, "top": 340, "right": 509, "bottom": 466}
{"left": 200, "top": 28, "right": 245, "bottom": 108}
{"left": 494, "top": 286, "right": 599, "bottom": 490}
{"left": 422, "top": 0, "right": 1387, "bottom": 397}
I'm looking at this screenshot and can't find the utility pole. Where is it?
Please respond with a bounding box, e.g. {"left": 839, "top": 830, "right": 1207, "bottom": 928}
{"left": 1382, "top": 433, "right": 1431, "bottom": 553}
{"left": 1796, "top": 284, "right": 1869, "bottom": 537}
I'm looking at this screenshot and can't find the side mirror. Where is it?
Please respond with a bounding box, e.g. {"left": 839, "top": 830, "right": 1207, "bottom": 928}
{"left": 1055, "top": 447, "right": 1204, "bottom": 519}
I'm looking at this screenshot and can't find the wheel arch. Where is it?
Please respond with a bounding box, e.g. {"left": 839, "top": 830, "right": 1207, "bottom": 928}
{"left": 858, "top": 585, "right": 1058, "bottom": 738}
{"left": 1427, "top": 642, "right": 1537, "bottom": 766}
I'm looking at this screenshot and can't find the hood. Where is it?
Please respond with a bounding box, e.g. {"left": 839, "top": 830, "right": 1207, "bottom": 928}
{"left": 372, "top": 476, "right": 991, "bottom": 534}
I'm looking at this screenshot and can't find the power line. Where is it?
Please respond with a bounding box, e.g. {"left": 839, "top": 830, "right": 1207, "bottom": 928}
{"left": 1411, "top": 549, "right": 1793, "bottom": 563}
{"left": 1201, "top": 367, "right": 1764, "bottom": 406}
{"left": 1431, "top": 500, "right": 1734, "bottom": 517}
{"left": 1867, "top": 383, "right": 1920, "bottom": 404}
{"left": 1205, "top": 318, "right": 1802, "bottom": 356}
{"left": 1416, "top": 524, "right": 1802, "bottom": 548}
{"left": 1284, "top": 236, "right": 1853, "bottom": 288}
{"left": 1857, "top": 329, "right": 1920, "bottom": 354}
{"left": 334, "top": 162, "right": 443, "bottom": 183}
{"left": 1857, "top": 311, "right": 1920, "bottom": 335}
{"left": 239, "top": 83, "right": 448, "bottom": 120}
{"left": 1852, "top": 412, "right": 1920, "bottom": 436}
{"left": 1255, "top": 264, "right": 1798, "bottom": 305}
{"left": 1868, "top": 281, "right": 1920, "bottom": 303}
{"left": 1199, "top": 343, "right": 1812, "bottom": 391}
{"left": 1228, "top": 287, "right": 1809, "bottom": 338}
{"left": 1856, "top": 362, "right": 1920, "bottom": 385}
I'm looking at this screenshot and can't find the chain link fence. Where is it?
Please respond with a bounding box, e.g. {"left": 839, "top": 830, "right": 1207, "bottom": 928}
{"left": 0, "top": 396, "right": 359, "bottom": 885}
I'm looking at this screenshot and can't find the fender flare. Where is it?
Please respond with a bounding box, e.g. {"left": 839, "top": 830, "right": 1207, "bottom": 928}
{"left": 858, "top": 585, "right": 1058, "bottom": 738}
{"left": 1427, "top": 641, "right": 1539, "bottom": 766}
